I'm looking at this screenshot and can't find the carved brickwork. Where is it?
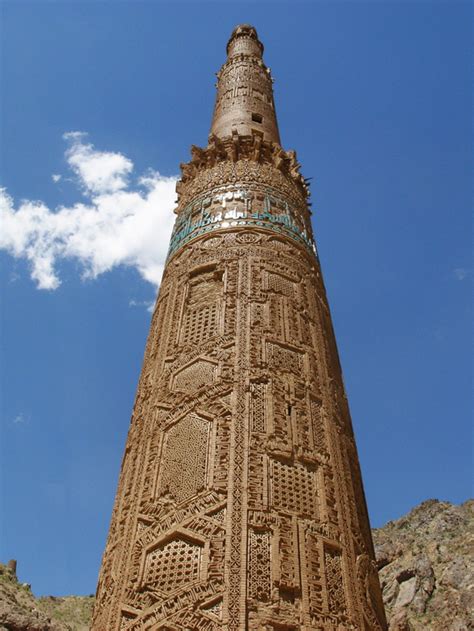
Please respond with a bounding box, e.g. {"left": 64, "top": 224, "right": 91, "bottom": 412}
{"left": 92, "top": 24, "right": 387, "bottom": 631}
{"left": 180, "top": 269, "right": 223, "bottom": 347}
{"left": 250, "top": 381, "right": 267, "bottom": 433}
{"left": 269, "top": 459, "right": 317, "bottom": 517}
{"left": 172, "top": 358, "right": 217, "bottom": 392}
{"left": 156, "top": 413, "right": 210, "bottom": 504}
{"left": 266, "top": 340, "right": 303, "bottom": 374}
{"left": 211, "top": 24, "right": 280, "bottom": 144}
{"left": 278, "top": 516, "right": 300, "bottom": 592}
{"left": 303, "top": 530, "right": 324, "bottom": 616}
{"left": 248, "top": 529, "right": 272, "bottom": 601}
{"left": 143, "top": 537, "right": 202, "bottom": 592}
{"left": 325, "top": 546, "right": 347, "bottom": 616}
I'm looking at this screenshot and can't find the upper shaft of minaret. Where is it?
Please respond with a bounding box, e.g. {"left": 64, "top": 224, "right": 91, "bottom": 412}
{"left": 209, "top": 24, "right": 281, "bottom": 145}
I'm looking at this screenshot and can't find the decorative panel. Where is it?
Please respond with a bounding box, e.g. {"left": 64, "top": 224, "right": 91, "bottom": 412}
{"left": 181, "top": 270, "right": 222, "bottom": 347}
{"left": 269, "top": 459, "right": 316, "bottom": 517}
{"left": 278, "top": 517, "right": 299, "bottom": 591}
{"left": 311, "top": 399, "right": 327, "bottom": 455}
{"left": 143, "top": 537, "right": 201, "bottom": 592}
{"left": 304, "top": 531, "right": 324, "bottom": 615}
{"left": 266, "top": 341, "right": 303, "bottom": 374}
{"left": 324, "top": 546, "right": 347, "bottom": 615}
{"left": 250, "top": 381, "right": 266, "bottom": 433}
{"left": 248, "top": 529, "right": 271, "bottom": 601}
{"left": 267, "top": 271, "right": 295, "bottom": 297}
{"left": 157, "top": 414, "right": 210, "bottom": 504}
{"left": 173, "top": 358, "right": 217, "bottom": 392}
{"left": 182, "top": 303, "right": 219, "bottom": 347}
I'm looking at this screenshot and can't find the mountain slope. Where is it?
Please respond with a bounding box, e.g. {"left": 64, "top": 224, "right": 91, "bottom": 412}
{"left": 0, "top": 565, "right": 93, "bottom": 631}
{"left": 373, "top": 499, "right": 473, "bottom": 631}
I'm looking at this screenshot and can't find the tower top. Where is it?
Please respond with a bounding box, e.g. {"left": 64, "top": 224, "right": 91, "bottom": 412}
{"left": 226, "top": 24, "right": 264, "bottom": 58}
{"left": 210, "top": 24, "right": 281, "bottom": 144}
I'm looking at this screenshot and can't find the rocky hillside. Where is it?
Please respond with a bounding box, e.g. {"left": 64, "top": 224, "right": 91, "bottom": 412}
{"left": 0, "top": 499, "right": 472, "bottom": 630}
{"left": 373, "top": 499, "right": 473, "bottom": 631}
{"left": 0, "top": 565, "right": 93, "bottom": 631}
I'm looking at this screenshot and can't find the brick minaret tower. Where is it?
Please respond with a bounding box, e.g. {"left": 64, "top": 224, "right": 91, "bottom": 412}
{"left": 91, "top": 25, "right": 387, "bottom": 631}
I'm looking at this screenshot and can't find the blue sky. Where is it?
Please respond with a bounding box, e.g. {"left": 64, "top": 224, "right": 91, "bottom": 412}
{"left": 0, "top": 0, "right": 471, "bottom": 597}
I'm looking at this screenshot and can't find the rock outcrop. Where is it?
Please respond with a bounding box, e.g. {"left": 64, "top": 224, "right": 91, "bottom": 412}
{"left": 0, "top": 564, "right": 93, "bottom": 631}
{"left": 373, "top": 499, "right": 473, "bottom": 631}
{"left": 0, "top": 499, "right": 472, "bottom": 630}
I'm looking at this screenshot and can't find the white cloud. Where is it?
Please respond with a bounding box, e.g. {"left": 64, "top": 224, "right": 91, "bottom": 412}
{"left": 0, "top": 133, "right": 178, "bottom": 290}
{"left": 64, "top": 131, "right": 133, "bottom": 195}
{"left": 13, "top": 413, "right": 27, "bottom": 424}
{"left": 52, "top": 174, "right": 62, "bottom": 183}
{"left": 453, "top": 268, "right": 469, "bottom": 281}
{"left": 129, "top": 299, "right": 155, "bottom": 313}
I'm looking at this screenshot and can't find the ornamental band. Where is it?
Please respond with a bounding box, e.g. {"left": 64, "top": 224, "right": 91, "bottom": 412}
{"left": 91, "top": 24, "right": 388, "bottom": 631}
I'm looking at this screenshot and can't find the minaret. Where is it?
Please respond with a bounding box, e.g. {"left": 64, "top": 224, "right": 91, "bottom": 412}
{"left": 91, "top": 25, "right": 387, "bottom": 631}
{"left": 210, "top": 25, "right": 280, "bottom": 144}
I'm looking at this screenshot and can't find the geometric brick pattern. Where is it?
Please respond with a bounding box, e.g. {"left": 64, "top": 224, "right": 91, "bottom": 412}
{"left": 269, "top": 458, "right": 316, "bottom": 516}
{"left": 248, "top": 529, "right": 271, "bottom": 601}
{"left": 173, "top": 358, "right": 217, "bottom": 392}
{"left": 157, "top": 413, "right": 210, "bottom": 504}
{"left": 143, "top": 537, "right": 201, "bottom": 593}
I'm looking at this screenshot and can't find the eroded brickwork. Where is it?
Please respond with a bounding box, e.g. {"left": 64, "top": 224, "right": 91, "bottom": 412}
{"left": 92, "top": 24, "right": 387, "bottom": 631}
